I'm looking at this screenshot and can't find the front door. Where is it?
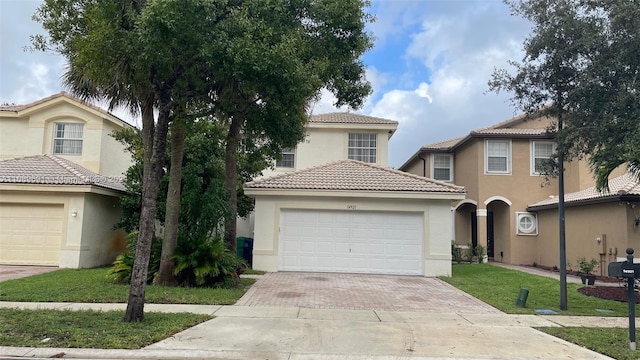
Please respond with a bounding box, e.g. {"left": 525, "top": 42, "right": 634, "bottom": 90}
{"left": 487, "top": 211, "right": 494, "bottom": 258}
{"left": 470, "top": 211, "right": 477, "bottom": 248}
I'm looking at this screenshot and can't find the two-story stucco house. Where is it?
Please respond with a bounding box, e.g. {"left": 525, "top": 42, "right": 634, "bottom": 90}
{"left": 400, "top": 113, "right": 638, "bottom": 276}
{"left": 243, "top": 113, "right": 466, "bottom": 277}
{"left": 0, "top": 92, "right": 134, "bottom": 268}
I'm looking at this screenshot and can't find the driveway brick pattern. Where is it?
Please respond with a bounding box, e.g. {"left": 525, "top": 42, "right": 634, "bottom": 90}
{"left": 237, "top": 272, "right": 502, "bottom": 313}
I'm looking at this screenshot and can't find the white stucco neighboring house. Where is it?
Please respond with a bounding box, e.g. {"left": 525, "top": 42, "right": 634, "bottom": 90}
{"left": 0, "top": 92, "right": 135, "bottom": 268}
{"left": 244, "top": 160, "right": 466, "bottom": 277}
{"left": 237, "top": 112, "right": 399, "bottom": 238}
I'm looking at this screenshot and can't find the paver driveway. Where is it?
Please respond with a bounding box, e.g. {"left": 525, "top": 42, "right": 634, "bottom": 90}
{"left": 237, "top": 272, "right": 502, "bottom": 313}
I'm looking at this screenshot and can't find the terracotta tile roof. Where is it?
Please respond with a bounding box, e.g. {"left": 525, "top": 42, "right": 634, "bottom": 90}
{"left": 471, "top": 128, "right": 550, "bottom": 136}
{"left": 309, "top": 112, "right": 398, "bottom": 125}
{"left": 0, "top": 91, "right": 133, "bottom": 127}
{"left": 528, "top": 173, "right": 640, "bottom": 209}
{"left": 245, "top": 160, "right": 465, "bottom": 193}
{"left": 0, "top": 154, "right": 126, "bottom": 192}
{"left": 421, "top": 136, "right": 466, "bottom": 150}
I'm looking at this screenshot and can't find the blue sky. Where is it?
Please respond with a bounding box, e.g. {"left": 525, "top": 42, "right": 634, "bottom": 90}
{"left": 0, "top": 0, "right": 532, "bottom": 168}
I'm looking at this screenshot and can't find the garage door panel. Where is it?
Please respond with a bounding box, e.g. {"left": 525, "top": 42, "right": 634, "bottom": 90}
{"left": 0, "top": 203, "right": 62, "bottom": 266}
{"left": 280, "top": 209, "right": 423, "bottom": 275}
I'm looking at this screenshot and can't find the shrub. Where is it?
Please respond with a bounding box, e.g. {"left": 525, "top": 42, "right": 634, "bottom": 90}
{"left": 173, "top": 235, "right": 245, "bottom": 288}
{"left": 108, "top": 231, "right": 163, "bottom": 284}
{"left": 474, "top": 244, "right": 485, "bottom": 263}
{"left": 576, "top": 257, "right": 599, "bottom": 275}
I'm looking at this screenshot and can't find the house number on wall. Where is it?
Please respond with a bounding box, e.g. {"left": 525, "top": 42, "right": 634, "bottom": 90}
{"left": 347, "top": 204, "right": 357, "bottom": 210}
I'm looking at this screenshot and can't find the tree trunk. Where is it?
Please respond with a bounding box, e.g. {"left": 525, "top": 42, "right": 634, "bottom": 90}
{"left": 124, "top": 98, "right": 170, "bottom": 322}
{"left": 223, "top": 115, "right": 243, "bottom": 253}
{"left": 155, "top": 116, "right": 185, "bottom": 286}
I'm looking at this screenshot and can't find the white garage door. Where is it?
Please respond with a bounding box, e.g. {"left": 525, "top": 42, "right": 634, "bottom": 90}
{"left": 280, "top": 209, "right": 423, "bottom": 275}
{"left": 0, "top": 203, "right": 63, "bottom": 266}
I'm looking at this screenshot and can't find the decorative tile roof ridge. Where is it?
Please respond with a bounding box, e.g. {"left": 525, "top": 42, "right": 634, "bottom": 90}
{"left": 45, "top": 154, "right": 92, "bottom": 183}
{"left": 470, "top": 128, "right": 551, "bottom": 135}
{"left": 309, "top": 112, "right": 398, "bottom": 125}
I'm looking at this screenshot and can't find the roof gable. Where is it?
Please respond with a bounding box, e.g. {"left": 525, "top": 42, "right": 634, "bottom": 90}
{"left": 0, "top": 154, "right": 126, "bottom": 192}
{"left": 245, "top": 159, "right": 465, "bottom": 194}
{"left": 0, "top": 92, "right": 134, "bottom": 129}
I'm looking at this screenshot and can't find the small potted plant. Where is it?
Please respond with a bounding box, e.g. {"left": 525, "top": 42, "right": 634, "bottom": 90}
{"left": 576, "top": 257, "right": 598, "bottom": 286}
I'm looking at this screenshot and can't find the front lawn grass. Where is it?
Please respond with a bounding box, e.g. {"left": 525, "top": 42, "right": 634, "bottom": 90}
{"left": 441, "top": 263, "right": 640, "bottom": 359}
{"left": 0, "top": 267, "right": 255, "bottom": 304}
{"left": 0, "top": 308, "right": 211, "bottom": 349}
{"left": 539, "top": 327, "right": 637, "bottom": 360}
{"left": 440, "top": 263, "right": 638, "bottom": 316}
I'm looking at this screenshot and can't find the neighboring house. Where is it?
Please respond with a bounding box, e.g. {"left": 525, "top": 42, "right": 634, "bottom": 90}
{"left": 242, "top": 113, "right": 466, "bottom": 277}
{"left": 236, "top": 112, "right": 398, "bottom": 237}
{"left": 399, "top": 113, "right": 630, "bottom": 274}
{"left": 0, "top": 92, "right": 134, "bottom": 268}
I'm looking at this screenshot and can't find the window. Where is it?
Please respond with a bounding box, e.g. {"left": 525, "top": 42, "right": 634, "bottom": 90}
{"left": 485, "top": 140, "right": 511, "bottom": 174}
{"left": 348, "top": 133, "right": 377, "bottom": 163}
{"left": 531, "top": 141, "right": 555, "bottom": 175}
{"left": 276, "top": 147, "right": 295, "bottom": 168}
{"left": 431, "top": 154, "right": 453, "bottom": 181}
{"left": 516, "top": 212, "right": 538, "bottom": 236}
{"left": 53, "top": 123, "right": 83, "bottom": 155}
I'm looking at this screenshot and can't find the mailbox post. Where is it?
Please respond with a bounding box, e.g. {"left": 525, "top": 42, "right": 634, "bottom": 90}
{"left": 607, "top": 248, "right": 640, "bottom": 351}
{"left": 625, "top": 248, "right": 637, "bottom": 351}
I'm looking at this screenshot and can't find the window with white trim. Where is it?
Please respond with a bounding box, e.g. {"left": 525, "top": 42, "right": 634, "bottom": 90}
{"left": 531, "top": 141, "right": 555, "bottom": 175}
{"left": 348, "top": 133, "right": 376, "bottom": 163}
{"left": 276, "top": 147, "right": 295, "bottom": 168}
{"left": 431, "top": 153, "right": 453, "bottom": 181}
{"left": 516, "top": 212, "right": 538, "bottom": 236}
{"left": 485, "top": 140, "right": 511, "bottom": 174}
{"left": 53, "top": 123, "right": 84, "bottom": 155}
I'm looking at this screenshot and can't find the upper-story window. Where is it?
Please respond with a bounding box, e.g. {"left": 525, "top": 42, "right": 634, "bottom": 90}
{"left": 348, "top": 133, "right": 376, "bottom": 163}
{"left": 485, "top": 139, "right": 511, "bottom": 174}
{"left": 531, "top": 141, "right": 555, "bottom": 175}
{"left": 432, "top": 153, "right": 453, "bottom": 182}
{"left": 276, "top": 147, "right": 295, "bottom": 168}
{"left": 53, "top": 123, "right": 84, "bottom": 155}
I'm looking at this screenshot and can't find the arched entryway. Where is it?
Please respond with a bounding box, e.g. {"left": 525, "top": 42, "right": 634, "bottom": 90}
{"left": 484, "top": 197, "right": 512, "bottom": 263}
{"left": 454, "top": 200, "right": 478, "bottom": 247}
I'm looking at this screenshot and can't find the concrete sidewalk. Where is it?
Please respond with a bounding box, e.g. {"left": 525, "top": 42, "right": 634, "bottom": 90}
{"left": 0, "top": 303, "right": 618, "bottom": 359}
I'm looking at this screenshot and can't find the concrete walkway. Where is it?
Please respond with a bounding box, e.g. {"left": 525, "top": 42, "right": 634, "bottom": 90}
{"left": 0, "top": 303, "right": 617, "bottom": 360}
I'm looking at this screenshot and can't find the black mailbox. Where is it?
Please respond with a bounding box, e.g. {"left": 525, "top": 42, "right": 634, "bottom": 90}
{"left": 609, "top": 261, "right": 624, "bottom": 277}
{"left": 608, "top": 261, "right": 640, "bottom": 278}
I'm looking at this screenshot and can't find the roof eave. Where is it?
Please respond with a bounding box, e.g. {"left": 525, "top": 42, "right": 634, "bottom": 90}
{"left": 243, "top": 188, "right": 466, "bottom": 200}
{"left": 527, "top": 194, "right": 640, "bottom": 211}
{"left": 0, "top": 183, "right": 126, "bottom": 196}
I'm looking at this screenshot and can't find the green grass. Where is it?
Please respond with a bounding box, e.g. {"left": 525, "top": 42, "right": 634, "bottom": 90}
{"left": 0, "top": 267, "right": 255, "bottom": 304}
{"left": 243, "top": 268, "right": 267, "bottom": 275}
{"left": 442, "top": 263, "right": 640, "bottom": 359}
{"left": 539, "top": 327, "right": 639, "bottom": 360}
{"left": 440, "top": 263, "right": 638, "bottom": 316}
{"left": 0, "top": 308, "right": 212, "bottom": 349}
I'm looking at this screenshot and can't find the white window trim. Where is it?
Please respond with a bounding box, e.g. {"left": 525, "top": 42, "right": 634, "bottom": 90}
{"left": 530, "top": 140, "right": 556, "bottom": 176}
{"left": 276, "top": 147, "right": 296, "bottom": 169}
{"left": 431, "top": 153, "right": 453, "bottom": 182}
{"left": 484, "top": 139, "right": 512, "bottom": 175}
{"left": 347, "top": 133, "right": 377, "bottom": 164}
{"left": 516, "top": 212, "right": 538, "bottom": 236}
{"left": 52, "top": 122, "right": 84, "bottom": 156}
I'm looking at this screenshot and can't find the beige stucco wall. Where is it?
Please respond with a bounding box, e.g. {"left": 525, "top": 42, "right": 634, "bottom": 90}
{"left": 0, "top": 100, "right": 132, "bottom": 176}
{"left": 534, "top": 202, "right": 640, "bottom": 275}
{"left": 0, "top": 187, "right": 124, "bottom": 268}
{"left": 260, "top": 125, "right": 393, "bottom": 179}
{"left": 250, "top": 194, "right": 456, "bottom": 277}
